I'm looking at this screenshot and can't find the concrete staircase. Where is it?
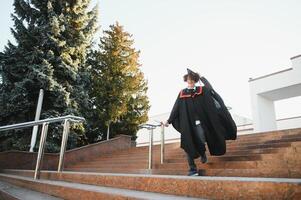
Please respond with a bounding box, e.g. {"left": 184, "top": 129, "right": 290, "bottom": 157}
{"left": 0, "top": 128, "right": 301, "bottom": 199}
{"left": 64, "top": 128, "right": 301, "bottom": 178}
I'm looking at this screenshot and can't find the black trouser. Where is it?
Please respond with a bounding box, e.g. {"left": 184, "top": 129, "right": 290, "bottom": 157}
{"left": 186, "top": 123, "right": 206, "bottom": 170}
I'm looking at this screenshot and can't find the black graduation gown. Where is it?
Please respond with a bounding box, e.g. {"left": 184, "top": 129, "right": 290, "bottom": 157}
{"left": 200, "top": 77, "right": 237, "bottom": 140}
{"left": 168, "top": 85, "right": 236, "bottom": 159}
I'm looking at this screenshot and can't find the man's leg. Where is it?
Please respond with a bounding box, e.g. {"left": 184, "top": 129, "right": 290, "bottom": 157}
{"left": 186, "top": 153, "right": 198, "bottom": 176}
{"left": 194, "top": 124, "right": 208, "bottom": 163}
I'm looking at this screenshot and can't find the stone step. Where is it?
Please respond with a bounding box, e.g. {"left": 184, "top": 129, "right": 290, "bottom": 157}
{"left": 1, "top": 170, "right": 300, "bottom": 200}
{"left": 70, "top": 159, "right": 149, "bottom": 166}
{"left": 64, "top": 158, "right": 301, "bottom": 178}
{"left": 0, "top": 180, "right": 62, "bottom": 200}
{"left": 180, "top": 138, "right": 290, "bottom": 150}
{"left": 70, "top": 155, "right": 262, "bottom": 167}
{"left": 64, "top": 166, "right": 301, "bottom": 179}
{"left": 165, "top": 154, "right": 274, "bottom": 163}
{"left": 201, "top": 168, "right": 301, "bottom": 178}
{"left": 150, "top": 168, "right": 301, "bottom": 178}
{"left": 67, "top": 155, "right": 259, "bottom": 169}
{"left": 234, "top": 133, "right": 301, "bottom": 141}
{"left": 171, "top": 151, "right": 287, "bottom": 161}
{"left": 235, "top": 129, "right": 301, "bottom": 139}
{"left": 151, "top": 130, "right": 301, "bottom": 148}
{"left": 154, "top": 138, "right": 299, "bottom": 152}
{"left": 71, "top": 153, "right": 284, "bottom": 168}
{"left": 282, "top": 133, "right": 301, "bottom": 139}
{"left": 226, "top": 142, "right": 292, "bottom": 150}
{"left": 71, "top": 158, "right": 299, "bottom": 171}
{"left": 226, "top": 131, "right": 301, "bottom": 144}
{"left": 64, "top": 141, "right": 301, "bottom": 177}
{"left": 225, "top": 138, "right": 301, "bottom": 149}
{"left": 68, "top": 152, "right": 287, "bottom": 170}
{"left": 78, "top": 142, "right": 293, "bottom": 162}
{"left": 264, "top": 136, "right": 301, "bottom": 144}
{"left": 158, "top": 137, "right": 292, "bottom": 149}
{"left": 165, "top": 146, "right": 289, "bottom": 158}
{"left": 70, "top": 163, "right": 148, "bottom": 169}
{"left": 79, "top": 136, "right": 301, "bottom": 160}
{"left": 0, "top": 173, "right": 201, "bottom": 200}
{"left": 227, "top": 135, "right": 300, "bottom": 146}
{"left": 164, "top": 145, "right": 282, "bottom": 155}
{"left": 109, "top": 137, "right": 300, "bottom": 155}
{"left": 175, "top": 141, "right": 301, "bottom": 154}
{"left": 155, "top": 159, "right": 300, "bottom": 170}
{"left": 64, "top": 168, "right": 148, "bottom": 174}
{"left": 160, "top": 149, "right": 291, "bottom": 163}
{"left": 66, "top": 145, "right": 297, "bottom": 170}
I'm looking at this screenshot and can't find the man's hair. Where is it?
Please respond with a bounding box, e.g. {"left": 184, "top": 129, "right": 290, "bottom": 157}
{"left": 183, "top": 73, "right": 200, "bottom": 82}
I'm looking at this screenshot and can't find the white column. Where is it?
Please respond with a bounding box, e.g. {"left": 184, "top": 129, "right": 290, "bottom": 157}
{"left": 251, "top": 94, "right": 277, "bottom": 132}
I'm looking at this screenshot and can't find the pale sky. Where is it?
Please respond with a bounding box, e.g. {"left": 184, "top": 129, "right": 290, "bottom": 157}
{"left": 1, "top": 0, "right": 301, "bottom": 120}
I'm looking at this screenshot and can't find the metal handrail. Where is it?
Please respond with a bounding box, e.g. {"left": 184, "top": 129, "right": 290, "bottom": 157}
{"left": 160, "top": 125, "right": 165, "bottom": 164}
{"left": 0, "top": 115, "right": 85, "bottom": 179}
{"left": 139, "top": 123, "right": 165, "bottom": 170}
{"left": 0, "top": 115, "right": 84, "bottom": 132}
{"left": 154, "top": 121, "right": 166, "bottom": 165}
{"left": 138, "top": 123, "right": 160, "bottom": 130}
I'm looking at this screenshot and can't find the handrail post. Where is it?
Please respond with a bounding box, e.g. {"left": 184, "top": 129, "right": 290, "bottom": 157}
{"left": 34, "top": 122, "right": 49, "bottom": 180}
{"left": 148, "top": 128, "right": 153, "bottom": 170}
{"left": 58, "top": 119, "right": 70, "bottom": 172}
{"left": 160, "top": 125, "right": 165, "bottom": 164}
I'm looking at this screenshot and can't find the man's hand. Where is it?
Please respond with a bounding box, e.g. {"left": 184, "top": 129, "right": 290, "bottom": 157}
{"left": 161, "top": 121, "right": 169, "bottom": 127}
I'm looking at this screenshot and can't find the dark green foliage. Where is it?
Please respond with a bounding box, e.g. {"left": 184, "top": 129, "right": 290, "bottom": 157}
{"left": 0, "top": 1, "right": 149, "bottom": 152}
{"left": 0, "top": 0, "right": 98, "bottom": 152}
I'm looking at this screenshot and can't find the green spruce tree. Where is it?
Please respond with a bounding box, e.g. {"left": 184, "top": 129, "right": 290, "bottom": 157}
{"left": 87, "top": 22, "right": 149, "bottom": 142}
{"left": 0, "top": 0, "right": 98, "bottom": 152}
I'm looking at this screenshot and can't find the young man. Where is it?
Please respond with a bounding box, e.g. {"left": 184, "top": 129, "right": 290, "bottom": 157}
{"left": 163, "top": 68, "right": 237, "bottom": 176}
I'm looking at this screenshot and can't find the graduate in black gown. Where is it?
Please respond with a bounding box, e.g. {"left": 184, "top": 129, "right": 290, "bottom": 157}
{"left": 163, "top": 69, "right": 237, "bottom": 176}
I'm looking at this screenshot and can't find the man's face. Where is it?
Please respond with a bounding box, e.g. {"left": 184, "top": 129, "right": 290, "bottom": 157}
{"left": 187, "top": 78, "right": 195, "bottom": 88}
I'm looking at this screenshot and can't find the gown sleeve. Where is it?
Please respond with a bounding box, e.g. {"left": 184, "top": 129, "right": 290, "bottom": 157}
{"left": 202, "top": 87, "right": 227, "bottom": 155}
{"left": 167, "top": 93, "right": 180, "bottom": 124}
{"left": 200, "top": 76, "right": 223, "bottom": 109}
{"left": 200, "top": 76, "right": 213, "bottom": 90}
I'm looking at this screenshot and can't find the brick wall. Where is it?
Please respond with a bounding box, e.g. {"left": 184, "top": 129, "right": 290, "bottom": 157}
{"left": 0, "top": 135, "right": 132, "bottom": 170}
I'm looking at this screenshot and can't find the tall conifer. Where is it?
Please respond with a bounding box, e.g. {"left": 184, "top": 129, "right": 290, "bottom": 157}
{"left": 0, "top": 0, "right": 98, "bottom": 152}
{"left": 88, "top": 22, "right": 149, "bottom": 141}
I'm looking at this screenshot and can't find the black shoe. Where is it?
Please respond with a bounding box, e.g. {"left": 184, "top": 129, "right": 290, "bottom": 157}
{"left": 200, "top": 153, "right": 208, "bottom": 164}
{"left": 187, "top": 168, "right": 198, "bottom": 176}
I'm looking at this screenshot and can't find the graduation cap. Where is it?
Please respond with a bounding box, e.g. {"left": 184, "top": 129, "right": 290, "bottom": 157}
{"left": 187, "top": 68, "right": 196, "bottom": 75}
{"left": 185, "top": 68, "right": 201, "bottom": 82}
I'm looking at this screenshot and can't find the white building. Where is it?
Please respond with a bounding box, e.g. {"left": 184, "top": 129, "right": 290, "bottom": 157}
{"left": 249, "top": 55, "right": 301, "bottom": 132}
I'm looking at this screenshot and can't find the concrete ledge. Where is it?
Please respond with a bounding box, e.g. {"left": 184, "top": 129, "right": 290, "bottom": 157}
{"left": 0, "top": 189, "right": 19, "bottom": 200}
{"left": 0, "top": 180, "right": 61, "bottom": 200}
{"left": 1, "top": 170, "right": 301, "bottom": 200}
{"left": 0, "top": 173, "right": 200, "bottom": 200}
